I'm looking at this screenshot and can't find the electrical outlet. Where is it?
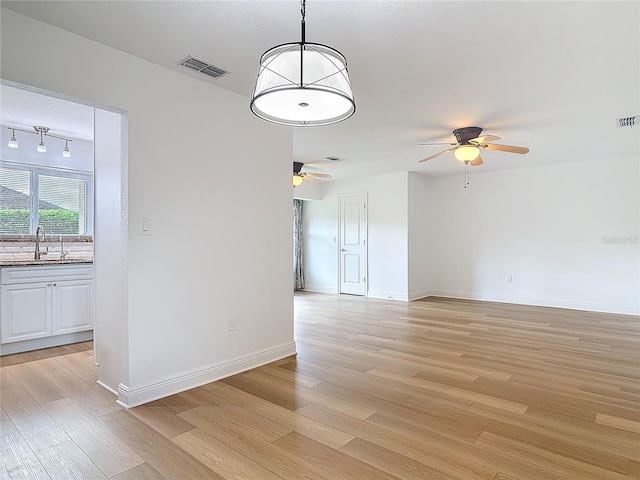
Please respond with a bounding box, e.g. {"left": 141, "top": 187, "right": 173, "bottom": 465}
{"left": 506, "top": 275, "right": 513, "bottom": 283}
{"left": 227, "top": 315, "right": 237, "bottom": 332}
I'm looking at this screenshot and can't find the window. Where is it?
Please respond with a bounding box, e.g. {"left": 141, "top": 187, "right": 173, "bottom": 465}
{"left": 0, "top": 161, "right": 93, "bottom": 236}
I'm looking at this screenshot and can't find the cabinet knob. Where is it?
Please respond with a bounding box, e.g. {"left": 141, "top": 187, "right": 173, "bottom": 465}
{"left": 53, "top": 283, "right": 57, "bottom": 286}
{"left": 47, "top": 283, "right": 52, "bottom": 287}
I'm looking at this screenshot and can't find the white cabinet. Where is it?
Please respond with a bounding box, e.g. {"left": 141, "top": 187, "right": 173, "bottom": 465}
{"left": 0, "top": 282, "right": 51, "bottom": 342}
{"left": 1, "top": 265, "right": 94, "bottom": 345}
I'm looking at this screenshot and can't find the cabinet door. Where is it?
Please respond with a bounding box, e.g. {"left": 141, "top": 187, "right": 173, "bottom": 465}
{"left": 1, "top": 283, "right": 51, "bottom": 343}
{"left": 51, "top": 280, "right": 94, "bottom": 335}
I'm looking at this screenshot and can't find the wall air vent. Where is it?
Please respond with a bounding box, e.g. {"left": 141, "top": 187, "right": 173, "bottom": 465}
{"left": 616, "top": 116, "right": 638, "bottom": 128}
{"left": 178, "top": 55, "right": 229, "bottom": 78}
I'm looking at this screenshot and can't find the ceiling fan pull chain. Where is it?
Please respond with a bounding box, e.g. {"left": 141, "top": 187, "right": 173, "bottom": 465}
{"left": 464, "top": 162, "right": 470, "bottom": 189}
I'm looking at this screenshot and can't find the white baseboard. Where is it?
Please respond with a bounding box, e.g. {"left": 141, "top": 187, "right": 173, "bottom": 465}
{"left": 424, "top": 289, "right": 639, "bottom": 315}
{"left": 0, "top": 331, "right": 93, "bottom": 356}
{"left": 409, "top": 289, "right": 433, "bottom": 301}
{"left": 116, "top": 341, "right": 297, "bottom": 408}
{"left": 367, "top": 290, "right": 409, "bottom": 301}
{"left": 303, "top": 285, "right": 338, "bottom": 294}
{"left": 96, "top": 380, "right": 118, "bottom": 396}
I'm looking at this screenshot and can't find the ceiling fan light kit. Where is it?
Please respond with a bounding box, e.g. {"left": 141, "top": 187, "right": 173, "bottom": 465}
{"left": 454, "top": 145, "right": 480, "bottom": 162}
{"left": 250, "top": 0, "right": 355, "bottom": 127}
{"left": 7, "top": 126, "right": 73, "bottom": 158}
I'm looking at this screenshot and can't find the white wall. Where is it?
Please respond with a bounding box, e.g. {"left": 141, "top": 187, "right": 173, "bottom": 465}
{"left": 304, "top": 160, "right": 638, "bottom": 315}
{"left": 424, "top": 157, "right": 639, "bottom": 314}
{"left": 303, "top": 171, "right": 409, "bottom": 300}
{"left": 407, "top": 172, "right": 431, "bottom": 300}
{"left": 2, "top": 9, "right": 295, "bottom": 406}
{"left": 93, "top": 109, "right": 128, "bottom": 393}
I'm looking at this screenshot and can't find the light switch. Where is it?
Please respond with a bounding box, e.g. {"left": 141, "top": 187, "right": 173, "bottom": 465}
{"left": 139, "top": 217, "right": 151, "bottom": 236}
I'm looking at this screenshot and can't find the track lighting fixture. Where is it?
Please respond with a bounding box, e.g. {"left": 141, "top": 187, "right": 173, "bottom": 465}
{"left": 6, "top": 126, "right": 73, "bottom": 158}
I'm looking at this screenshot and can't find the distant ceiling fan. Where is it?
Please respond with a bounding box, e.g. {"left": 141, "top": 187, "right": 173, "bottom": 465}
{"left": 418, "top": 126, "right": 529, "bottom": 166}
{"left": 293, "top": 162, "right": 332, "bottom": 187}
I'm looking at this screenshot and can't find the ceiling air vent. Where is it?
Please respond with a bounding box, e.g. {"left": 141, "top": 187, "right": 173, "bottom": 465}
{"left": 178, "top": 55, "right": 228, "bottom": 79}
{"left": 616, "top": 116, "right": 638, "bottom": 128}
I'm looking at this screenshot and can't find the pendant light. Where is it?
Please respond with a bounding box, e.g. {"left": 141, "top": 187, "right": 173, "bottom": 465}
{"left": 250, "top": 0, "right": 355, "bottom": 127}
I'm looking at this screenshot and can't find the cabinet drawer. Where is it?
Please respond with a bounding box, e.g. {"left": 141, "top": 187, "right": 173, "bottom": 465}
{"left": 1, "top": 265, "right": 94, "bottom": 284}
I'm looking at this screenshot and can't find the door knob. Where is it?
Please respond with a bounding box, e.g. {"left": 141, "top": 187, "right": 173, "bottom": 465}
{"left": 341, "top": 248, "right": 347, "bottom": 252}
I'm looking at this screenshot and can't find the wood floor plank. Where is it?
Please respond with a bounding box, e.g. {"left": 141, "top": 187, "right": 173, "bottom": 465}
{"left": 465, "top": 403, "right": 635, "bottom": 471}
{"left": 474, "top": 431, "right": 632, "bottom": 480}
{"left": 36, "top": 440, "right": 106, "bottom": 479}
{"left": 51, "top": 351, "right": 97, "bottom": 385}
{"left": 97, "top": 409, "right": 223, "bottom": 480}
{"left": 256, "top": 364, "right": 324, "bottom": 387}
{"left": 243, "top": 368, "right": 377, "bottom": 420}
{"left": 0, "top": 418, "right": 51, "bottom": 480}
{"left": 296, "top": 402, "right": 497, "bottom": 480}
{"left": 110, "top": 462, "right": 166, "bottom": 480}
{"left": 177, "top": 406, "right": 343, "bottom": 480}
{"left": 129, "top": 402, "right": 197, "bottom": 439}
{"left": 369, "top": 367, "right": 529, "bottom": 415}
{"left": 42, "top": 398, "right": 144, "bottom": 477}
{"left": 274, "top": 431, "right": 402, "bottom": 480}
{"left": 177, "top": 387, "right": 292, "bottom": 442}
{"left": 0, "top": 368, "right": 70, "bottom": 451}
{"left": 220, "top": 373, "right": 309, "bottom": 411}
{"left": 596, "top": 412, "right": 640, "bottom": 433}
{"left": 211, "top": 384, "right": 355, "bottom": 449}
{"left": 31, "top": 357, "right": 121, "bottom": 418}
{"left": 172, "top": 428, "right": 282, "bottom": 480}
{"left": 340, "top": 437, "right": 460, "bottom": 480}
{"left": 6, "top": 362, "right": 67, "bottom": 405}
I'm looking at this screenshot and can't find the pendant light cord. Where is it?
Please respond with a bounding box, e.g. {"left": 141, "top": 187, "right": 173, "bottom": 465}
{"left": 300, "top": 0, "right": 306, "bottom": 87}
{"left": 300, "top": 0, "right": 306, "bottom": 42}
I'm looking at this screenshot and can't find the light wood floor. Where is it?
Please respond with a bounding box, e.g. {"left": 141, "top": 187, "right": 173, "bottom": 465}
{"left": 2, "top": 293, "right": 639, "bottom": 479}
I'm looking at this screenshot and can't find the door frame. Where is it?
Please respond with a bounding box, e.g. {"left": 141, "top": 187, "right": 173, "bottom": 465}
{"left": 337, "top": 192, "right": 368, "bottom": 296}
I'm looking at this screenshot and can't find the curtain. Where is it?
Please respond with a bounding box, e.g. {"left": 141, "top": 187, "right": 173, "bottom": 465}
{"left": 293, "top": 199, "right": 304, "bottom": 290}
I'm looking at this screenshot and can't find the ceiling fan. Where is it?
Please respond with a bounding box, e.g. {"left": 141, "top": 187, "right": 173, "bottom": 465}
{"left": 293, "top": 162, "right": 332, "bottom": 187}
{"left": 418, "top": 126, "right": 529, "bottom": 166}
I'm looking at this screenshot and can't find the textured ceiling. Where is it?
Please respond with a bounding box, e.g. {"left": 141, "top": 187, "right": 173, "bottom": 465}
{"left": 2, "top": 1, "right": 638, "bottom": 180}
{"left": 1, "top": 84, "right": 94, "bottom": 141}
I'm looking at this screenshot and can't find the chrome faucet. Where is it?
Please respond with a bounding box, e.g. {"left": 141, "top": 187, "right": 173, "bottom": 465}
{"left": 34, "top": 225, "right": 47, "bottom": 260}
{"left": 59, "top": 236, "right": 69, "bottom": 260}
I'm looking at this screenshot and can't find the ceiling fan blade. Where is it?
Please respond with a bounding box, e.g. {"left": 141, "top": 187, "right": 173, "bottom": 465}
{"left": 469, "top": 135, "right": 501, "bottom": 144}
{"left": 305, "top": 173, "right": 332, "bottom": 178}
{"left": 418, "top": 142, "right": 458, "bottom": 146}
{"left": 470, "top": 156, "right": 484, "bottom": 166}
{"left": 418, "top": 147, "right": 456, "bottom": 163}
{"left": 483, "top": 143, "right": 529, "bottom": 154}
{"left": 302, "top": 175, "right": 321, "bottom": 183}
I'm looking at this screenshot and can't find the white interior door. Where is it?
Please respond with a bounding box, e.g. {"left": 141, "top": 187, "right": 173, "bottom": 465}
{"left": 339, "top": 194, "right": 367, "bottom": 296}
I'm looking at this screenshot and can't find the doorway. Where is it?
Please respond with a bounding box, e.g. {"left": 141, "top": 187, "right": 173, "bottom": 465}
{"left": 338, "top": 193, "right": 367, "bottom": 296}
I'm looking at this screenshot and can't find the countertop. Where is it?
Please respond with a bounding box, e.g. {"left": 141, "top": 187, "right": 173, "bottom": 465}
{"left": 0, "top": 259, "right": 94, "bottom": 267}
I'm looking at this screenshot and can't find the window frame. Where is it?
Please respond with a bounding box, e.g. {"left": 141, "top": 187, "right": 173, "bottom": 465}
{"left": 0, "top": 160, "right": 94, "bottom": 238}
